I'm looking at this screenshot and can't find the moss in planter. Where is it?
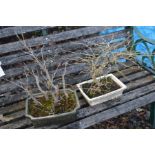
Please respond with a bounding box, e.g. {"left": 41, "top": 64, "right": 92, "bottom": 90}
{"left": 28, "top": 92, "right": 77, "bottom": 117}
{"left": 82, "top": 77, "right": 120, "bottom": 98}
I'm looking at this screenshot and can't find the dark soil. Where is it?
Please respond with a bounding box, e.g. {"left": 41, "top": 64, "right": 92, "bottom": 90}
{"left": 28, "top": 92, "right": 77, "bottom": 117}
{"left": 82, "top": 77, "right": 120, "bottom": 98}
{"left": 89, "top": 105, "right": 152, "bottom": 129}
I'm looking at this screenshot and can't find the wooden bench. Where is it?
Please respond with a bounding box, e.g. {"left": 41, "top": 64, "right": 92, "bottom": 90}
{"left": 0, "top": 26, "right": 154, "bottom": 129}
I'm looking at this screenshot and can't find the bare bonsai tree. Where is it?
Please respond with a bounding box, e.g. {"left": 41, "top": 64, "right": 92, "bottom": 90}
{"left": 73, "top": 39, "right": 137, "bottom": 96}
{"left": 8, "top": 34, "right": 70, "bottom": 114}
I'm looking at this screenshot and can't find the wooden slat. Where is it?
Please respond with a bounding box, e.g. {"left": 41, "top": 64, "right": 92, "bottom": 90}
{"left": 42, "top": 77, "right": 155, "bottom": 128}
{"left": 0, "top": 68, "right": 154, "bottom": 129}
{"left": 0, "top": 61, "right": 137, "bottom": 106}
{"left": 121, "top": 70, "right": 150, "bottom": 84}
{"left": 0, "top": 59, "right": 134, "bottom": 96}
{"left": 0, "top": 65, "right": 139, "bottom": 107}
{"left": 2, "top": 78, "right": 155, "bottom": 129}
{"left": 26, "top": 126, "right": 34, "bottom": 129}
{"left": 64, "top": 62, "right": 136, "bottom": 86}
{"left": 0, "top": 30, "right": 128, "bottom": 67}
{"left": 61, "top": 91, "right": 155, "bottom": 129}
{"left": 0, "top": 26, "right": 121, "bottom": 56}
{"left": 0, "top": 26, "right": 51, "bottom": 39}
{"left": 125, "top": 75, "right": 155, "bottom": 91}
{"left": 0, "top": 110, "right": 25, "bottom": 126}
{"left": 0, "top": 92, "right": 27, "bottom": 107}
{"left": 0, "top": 63, "right": 86, "bottom": 95}
{"left": 77, "top": 79, "right": 155, "bottom": 120}
{"left": 1, "top": 41, "right": 128, "bottom": 83}
{"left": 0, "top": 118, "right": 32, "bottom": 129}
{"left": 0, "top": 26, "right": 142, "bottom": 129}
{"left": 66, "top": 69, "right": 149, "bottom": 90}
{"left": 0, "top": 61, "right": 134, "bottom": 98}
{"left": 0, "top": 102, "right": 24, "bottom": 115}
{"left": 0, "top": 63, "right": 135, "bottom": 106}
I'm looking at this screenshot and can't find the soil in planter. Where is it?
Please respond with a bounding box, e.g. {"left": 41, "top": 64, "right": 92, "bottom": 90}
{"left": 28, "top": 92, "right": 77, "bottom": 117}
{"left": 82, "top": 77, "right": 121, "bottom": 98}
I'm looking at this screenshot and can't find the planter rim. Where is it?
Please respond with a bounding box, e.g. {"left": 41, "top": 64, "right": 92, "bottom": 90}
{"left": 76, "top": 73, "right": 127, "bottom": 101}
{"left": 25, "top": 89, "right": 80, "bottom": 120}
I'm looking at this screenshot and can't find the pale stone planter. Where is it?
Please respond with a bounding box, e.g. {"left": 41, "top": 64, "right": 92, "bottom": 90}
{"left": 77, "top": 74, "right": 127, "bottom": 106}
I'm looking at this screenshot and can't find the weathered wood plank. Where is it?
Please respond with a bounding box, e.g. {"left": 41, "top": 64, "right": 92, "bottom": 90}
{"left": 1, "top": 71, "right": 155, "bottom": 129}
{"left": 0, "top": 63, "right": 87, "bottom": 95}
{"left": 0, "top": 30, "right": 128, "bottom": 67}
{"left": 0, "top": 59, "right": 135, "bottom": 94}
{"left": 0, "top": 39, "right": 128, "bottom": 81}
{"left": 0, "top": 64, "right": 138, "bottom": 106}
{"left": 121, "top": 70, "right": 150, "bottom": 84}
{"left": 9, "top": 79, "right": 155, "bottom": 129}
{"left": 0, "top": 26, "right": 51, "bottom": 39}
{"left": 0, "top": 65, "right": 150, "bottom": 119}
{"left": 76, "top": 75, "right": 155, "bottom": 120}
{"left": 64, "top": 61, "right": 137, "bottom": 85}
{"left": 126, "top": 75, "right": 155, "bottom": 91}
{"left": 0, "top": 92, "right": 27, "bottom": 107}
{"left": 26, "top": 126, "right": 34, "bottom": 129}
{"left": 42, "top": 80, "right": 155, "bottom": 128}
{"left": 0, "top": 26, "right": 141, "bottom": 129}
{"left": 0, "top": 61, "right": 135, "bottom": 97}
{"left": 0, "top": 61, "right": 138, "bottom": 106}
{"left": 0, "top": 102, "right": 24, "bottom": 115}
{"left": 0, "top": 110, "right": 25, "bottom": 126}
{"left": 0, "top": 26, "right": 116, "bottom": 56}
{"left": 64, "top": 65, "right": 146, "bottom": 87}
{"left": 0, "top": 118, "right": 32, "bottom": 129}
{"left": 61, "top": 91, "right": 155, "bottom": 129}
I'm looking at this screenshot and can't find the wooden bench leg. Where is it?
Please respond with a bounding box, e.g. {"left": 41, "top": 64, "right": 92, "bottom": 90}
{"left": 150, "top": 102, "right": 155, "bottom": 128}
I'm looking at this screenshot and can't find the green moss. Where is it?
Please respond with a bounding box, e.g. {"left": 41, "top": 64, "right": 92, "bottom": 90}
{"left": 82, "top": 77, "right": 120, "bottom": 98}
{"left": 28, "top": 92, "right": 77, "bottom": 117}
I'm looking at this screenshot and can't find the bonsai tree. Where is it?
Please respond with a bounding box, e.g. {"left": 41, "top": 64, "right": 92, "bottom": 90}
{"left": 8, "top": 34, "right": 80, "bottom": 122}
{"left": 75, "top": 40, "right": 136, "bottom": 99}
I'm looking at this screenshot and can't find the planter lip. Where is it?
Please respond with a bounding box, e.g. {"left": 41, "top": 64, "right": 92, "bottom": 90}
{"left": 25, "top": 89, "right": 80, "bottom": 120}
{"left": 76, "top": 73, "right": 127, "bottom": 101}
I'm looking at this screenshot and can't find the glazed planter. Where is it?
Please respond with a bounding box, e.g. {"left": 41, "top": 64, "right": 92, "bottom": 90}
{"left": 25, "top": 89, "right": 80, "bottom": 127}
{"left": 77, "top": 74, "right": 127, "bottom": 106}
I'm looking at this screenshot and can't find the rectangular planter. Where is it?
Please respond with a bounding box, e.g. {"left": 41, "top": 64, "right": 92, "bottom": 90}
{"left": 76, "top": 74, "right": 127, "bottom": 106}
